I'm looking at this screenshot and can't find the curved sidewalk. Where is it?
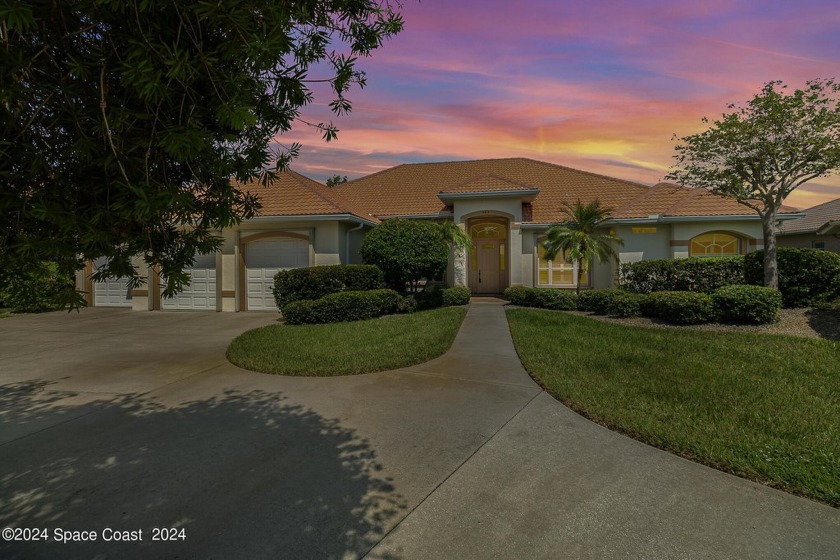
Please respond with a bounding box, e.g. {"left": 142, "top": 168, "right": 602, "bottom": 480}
{"left": 367, "top": 301, "right": 840, "bottom": 559}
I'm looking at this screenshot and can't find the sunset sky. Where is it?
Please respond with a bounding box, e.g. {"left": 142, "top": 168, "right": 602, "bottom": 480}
{"left": 281, "top": 0, "right": 840, "bottom": 209}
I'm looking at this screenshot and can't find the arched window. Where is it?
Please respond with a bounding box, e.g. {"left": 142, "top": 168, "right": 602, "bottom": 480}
{"left": 536, "top": 240, "right": 588, "bottom": 287}
{"left": 689, "top": 232, "right": 742, "bottom": 257}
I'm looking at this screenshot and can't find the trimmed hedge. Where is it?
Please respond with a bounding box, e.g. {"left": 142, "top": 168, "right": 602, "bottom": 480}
{"left": 619, "top": 257, "right": 745, "bottom": 294}
{"left": 577, "top": 289, "right": 628, "bottom": 314}
{"left": 442, "top": 286, "right": 472, "bottom": 306}
{"left": 503, "top": 286, "right": 577, "bottom": 311}
{"left": 745, "top": 248, "right": 840, "bottom": 307}
{"left": 712, "top": 285, "right": 782, "bottom": 324}
{"left": 273, "top": 265, "right": 385, "bottom": 311}
{"left": 282, "top": 289, "right": 403, "bottom": 324}
{"left": 641, "top": 291, "right": 715, "bottom": 325}
{"left": 604, "top": 291, "right": 644, "bottom": 318}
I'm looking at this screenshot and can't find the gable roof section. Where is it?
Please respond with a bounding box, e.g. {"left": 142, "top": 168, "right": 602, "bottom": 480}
{"left": 334, "top": 158, "right": 798, "bottom": 223}
{"left": 237, "top": 170, "right": 379, "bottom": 224}
{"left": 778, "top": 197, "right": 840, "bottom": 234}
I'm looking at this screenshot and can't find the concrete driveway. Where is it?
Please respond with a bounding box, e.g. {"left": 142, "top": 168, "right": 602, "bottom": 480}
{"left": 1, "top": 304, "right": 838, "bottom": 559}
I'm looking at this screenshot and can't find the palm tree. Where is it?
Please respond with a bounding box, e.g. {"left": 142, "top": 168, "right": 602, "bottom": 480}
{"left": 543, "top": 200, "right": 624, "bottom": 294}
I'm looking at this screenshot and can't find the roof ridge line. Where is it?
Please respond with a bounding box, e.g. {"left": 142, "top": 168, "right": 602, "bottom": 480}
{"left": 662, "top": 186, "right": 707, "bottom": 216}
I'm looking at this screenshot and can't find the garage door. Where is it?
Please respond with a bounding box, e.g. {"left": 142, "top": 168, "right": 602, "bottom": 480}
{"left": 245, "top": 237, "right": 309, "bottom": 310}
{"left": 93, "top": 257, "right": 132, "bottom": 307}
{"left": 161, "top": 253, "right": 217, "bottom": 310}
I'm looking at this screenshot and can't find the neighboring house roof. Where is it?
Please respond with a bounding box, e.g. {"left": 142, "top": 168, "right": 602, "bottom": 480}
{"left": 778, "top": 197, "right": 840, "bottom": 235}
{"left": 333, "top": 158, "right": 799, "bottom": 224}
{"left": 237, "top": 170, "right": 379, "bottom": 224}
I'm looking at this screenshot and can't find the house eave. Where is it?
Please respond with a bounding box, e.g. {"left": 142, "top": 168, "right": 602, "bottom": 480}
{"left": 375, "top": 212, "right": 454, "bottom": 220}
{"left": 244, "top": 214, "right": 379, "bottom": 227}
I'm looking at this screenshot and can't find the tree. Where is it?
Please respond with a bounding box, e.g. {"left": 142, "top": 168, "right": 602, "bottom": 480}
{"left": 325, "top": 174, "right": 349, "bottom": 187}
{"left": 542, "top": 200, "right": 623, "bottom": 295}
{"left": 360, "top": 219, "right": 449, "bottom": 292}
{"left": 667, "top": 79, "right": 840, "bottom": 289}
{"left": 0, "top": 1, "right": 404, "bottom": 307}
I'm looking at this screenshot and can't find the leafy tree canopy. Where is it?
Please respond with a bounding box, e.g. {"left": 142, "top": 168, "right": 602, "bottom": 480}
{"left": 667, "top": 79, "right": 840, "bottom": 288}
{"left": 0, "top": 0, "right": 403, "bottom": 306}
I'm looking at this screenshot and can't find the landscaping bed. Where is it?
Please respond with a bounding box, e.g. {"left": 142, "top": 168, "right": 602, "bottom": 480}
{"left": 227, "top": 307, "right": 466, "bottom": 376}
{"left": 507, "top": 308, "right": 840, "bottom": 507}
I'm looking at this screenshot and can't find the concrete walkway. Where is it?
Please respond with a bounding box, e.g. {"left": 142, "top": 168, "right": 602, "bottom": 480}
{"left": 0, "top": 303, "right": 838, "bottom": 559}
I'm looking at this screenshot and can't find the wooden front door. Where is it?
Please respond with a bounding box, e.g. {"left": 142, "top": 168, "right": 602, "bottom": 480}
{"left": 474, "top": 239, "right": 501, "bottom": 294}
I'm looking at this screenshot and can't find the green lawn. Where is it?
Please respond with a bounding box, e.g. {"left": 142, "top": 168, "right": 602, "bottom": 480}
{"left": 227, "top": 307, "right": 467, "bottom": 376}
{"left": 507, "top": 308, "right": 840, "bottom": 507}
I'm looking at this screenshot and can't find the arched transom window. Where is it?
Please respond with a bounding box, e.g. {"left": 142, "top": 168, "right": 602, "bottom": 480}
{"left": 689, "top": 232, "right": 742, "bottom": 257}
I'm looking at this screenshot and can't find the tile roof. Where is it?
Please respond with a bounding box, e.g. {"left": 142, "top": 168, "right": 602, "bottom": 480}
{"left": 778, "top": 197, "right": 840, "bottom": 234}
{"left": 439, "top": 174, "right": 537, "bottom": 194}
{"left": 237, "top": 170, "right": 379, "bottom": 223}
{"left": 333, "top": 158, "right": 798, "bottom": 223}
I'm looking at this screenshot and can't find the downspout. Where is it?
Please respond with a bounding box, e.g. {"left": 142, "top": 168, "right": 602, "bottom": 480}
{"left": 346, "top": 222, "right": 365, "bottom": 264}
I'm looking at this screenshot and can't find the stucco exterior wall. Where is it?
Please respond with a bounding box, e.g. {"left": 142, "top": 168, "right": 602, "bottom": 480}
{"left": 778, "top": 232, "right": 840, "bottom": 253}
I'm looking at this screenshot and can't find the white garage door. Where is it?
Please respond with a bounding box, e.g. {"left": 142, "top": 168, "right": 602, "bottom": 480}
{"left": 161, "top": 253, "right": 217, "bottom": 310}
{"left": 245, "top": 238, "right": 309, "bottom": 310}
{"left": 93, "top": 257, "right": 132, "bottom": 307}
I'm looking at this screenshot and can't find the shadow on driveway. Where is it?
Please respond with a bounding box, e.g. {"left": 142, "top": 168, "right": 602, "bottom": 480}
{"left": 0, "top": 380, "right": 404, "bottom": 559}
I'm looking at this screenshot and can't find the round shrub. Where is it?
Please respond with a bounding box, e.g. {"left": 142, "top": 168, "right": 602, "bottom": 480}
{"left": 360, "top": 219, "right": 449, "bottom": 291}
{"left": 533, "top": 289, "right": 577, "bottom": 311}
{"left": 605, "top": 291, "right": 644, "bottom": 318}
{"left": 712, "top": 285, "right": 782, "bottom": 324}
{"left": 442, "top": 286, "right": 472, "bottom": 306}
{"left": 640, "top": 291, "right": 715, "bottom": 325}
{"left": 744, "top": 248, "right": 840, "bottom": 307}
{"left": 577, "top": 289, "right": 628, "bottom": 314}
{"left": 273, "top": 265, "right": 385, "bottom": 311}
{"left": 282, "top": 289, "right": 402, "bottom": 324}
{"left": 503, "top": 286, "right": 537, "bottom": 307}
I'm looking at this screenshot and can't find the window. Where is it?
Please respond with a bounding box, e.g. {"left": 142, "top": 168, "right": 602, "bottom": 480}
{"left": 812, "top": 241, "right": 826, "bottom": 250}
{"left": 689, "top": 232, "right": 742, "bottom": 257}
{"left": 537, "top": 242, "right": 588, "bottom": 286}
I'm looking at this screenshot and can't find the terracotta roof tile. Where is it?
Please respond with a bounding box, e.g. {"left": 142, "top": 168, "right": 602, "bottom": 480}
{"left": 779, "top": 197, "right": 840, "bottom": 234}
{"left": 440, "top": 174, "right": 537, "bottom": 194}
{"left": 237, "top": 170, "right": 379, "bottom": 223}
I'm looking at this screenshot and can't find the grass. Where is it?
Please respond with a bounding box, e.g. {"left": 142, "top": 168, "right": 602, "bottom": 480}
{"left": 227, "top": 307, "right": 467, "bottom": 376}
{"left": 506, "top": 308, "right": 840, "bottom": 507}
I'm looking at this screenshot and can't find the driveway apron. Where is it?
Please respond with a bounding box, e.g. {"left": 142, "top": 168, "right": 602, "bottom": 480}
{"left": 0, "top": 303, "right": 838, "bottom": 559}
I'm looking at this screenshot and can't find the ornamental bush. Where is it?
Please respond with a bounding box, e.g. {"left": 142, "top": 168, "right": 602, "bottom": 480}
{"left": 360, "top": 219, "right": 449, "bottom": 291}
{"left": 744, "top": 248, "right": 840, "bottom": 307}
{"left": 576, "top": 289, "right": 628, "bottom": 314}
{"left": 712, "top": 285, "right": 782, "bottom": 324}
{"left": 619, "top": 257, "right": 745, "bottom": 294}
{"left": 640, "top": 291, "right": 715, "bottom": 325}
{"left": 281, "top": 289, "right": 403, "bottom": 324}
{"left": 273, "top": 265, "right": 385, "bottom": 311}
{"left": 604, "top": 291, "right": 644, "bottom": 318}
{"left": 503, "top": 286, "right": 577, "bottom": 310}
{"left": 0, "top": 261, "right": 75, "bottom": 312}
{"left": 442, "top": 286, "right": 472, "bottom": 306}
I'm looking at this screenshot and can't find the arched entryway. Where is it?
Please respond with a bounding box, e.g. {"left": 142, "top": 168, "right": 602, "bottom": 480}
{"left": 467, "top": 217, "right": 509, "bottom": 294}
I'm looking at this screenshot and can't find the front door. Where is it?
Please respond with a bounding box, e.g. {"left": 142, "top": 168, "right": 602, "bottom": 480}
{"left": 474, "top": 239, "right": 501, "bottom": 294}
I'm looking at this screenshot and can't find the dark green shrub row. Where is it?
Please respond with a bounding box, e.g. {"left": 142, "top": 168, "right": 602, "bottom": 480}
{"left": 273, "top": 265, "right": 385, "bottom": 311}
{"left": 503, "top": 286, "right": 578, "bottom": 310}
{"left": 619, "top": 257, "right": 745, "bottom": 294}
{"left": 282, "top": 289, "right": 403, "bottom": 325}
{"left": 405, "top": 285, "right": 472, "bottom": 311}
{"left": 0, "top": 261, "right": 75, "bottom": 312}
{"left": 745, "top": 248, "right": 840, "bottom": 307}
{"left": 577, "top": 289, "right": 626, "bottom": 314}
{"left": 641, "top": 291, "right": 716, "bottom": 325}
{"left": 712, "top": 285, "right": 782, "bottom": 324}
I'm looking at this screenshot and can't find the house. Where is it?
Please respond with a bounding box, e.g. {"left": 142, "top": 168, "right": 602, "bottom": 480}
{"left": 77, "top": 158, "right": 801, "bottom": 311}
{"left": 777, "top": 198, "right": 840, "bottom": 253}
